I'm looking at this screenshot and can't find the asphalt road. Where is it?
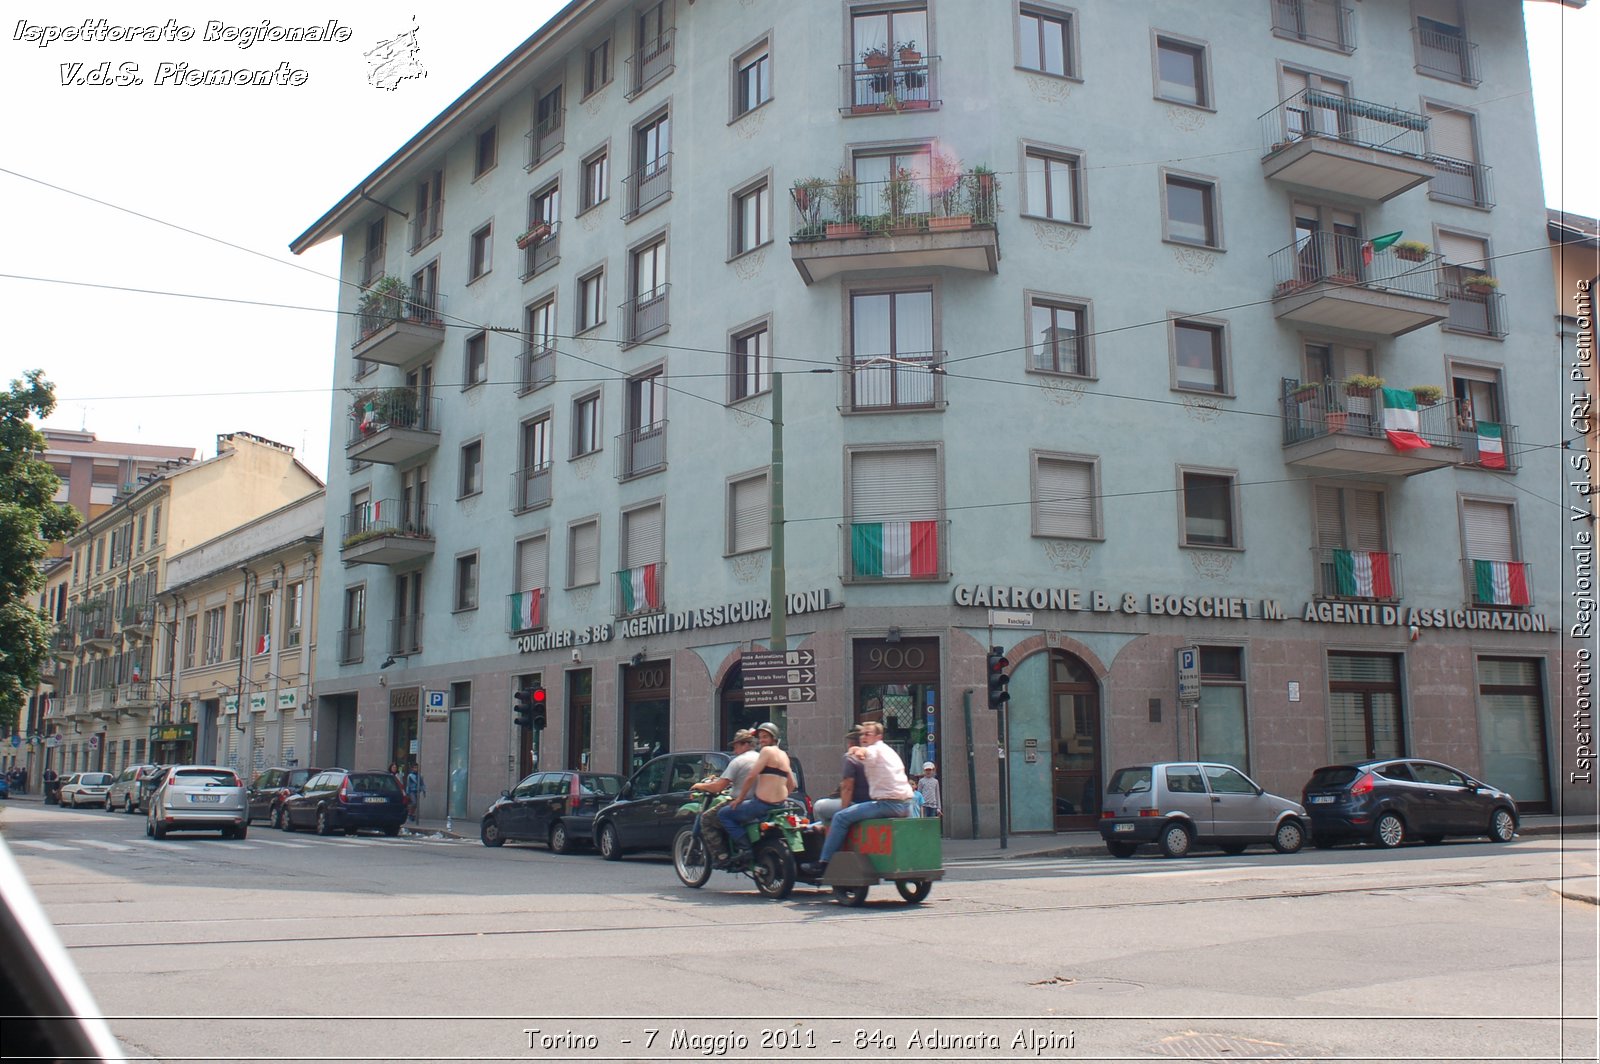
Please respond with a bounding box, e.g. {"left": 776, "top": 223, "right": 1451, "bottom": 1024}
{"left": 3, "top": 799, "right": 1595, "bottom": 1064}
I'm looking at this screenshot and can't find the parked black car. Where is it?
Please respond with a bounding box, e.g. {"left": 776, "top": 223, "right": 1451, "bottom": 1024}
{"left": 592, "top": 751, "right": 807, "bottom": 860}
{"left": 247, "top": 767, "right": 322, "bottom": 829}
{"left": 480, "top": 770, "right": 624, "bottom": 853}
{"left": 281, "top": 769, "right": 406, "bottom": 836}
{"left": 1301, "top": 758, "right": 1519, "bottom": 848}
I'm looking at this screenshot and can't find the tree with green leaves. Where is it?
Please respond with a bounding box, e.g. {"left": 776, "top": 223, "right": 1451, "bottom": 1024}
{"left": 0, "top": 372, "right": 79, "bottom": 730}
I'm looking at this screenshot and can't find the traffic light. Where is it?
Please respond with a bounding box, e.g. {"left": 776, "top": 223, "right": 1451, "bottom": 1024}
{"left": 513, "top": 689, "right": 534, "bottom": 730}
{"left": 986, "top": 646, "right": 1011, "bottom": 710}
{"left": 531, "top": 686, "right": 548, "bottom": 730}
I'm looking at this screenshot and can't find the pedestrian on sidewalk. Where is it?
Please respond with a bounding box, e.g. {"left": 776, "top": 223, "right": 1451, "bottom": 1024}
{"left": 917, "top": 762, "right": 942, "bottom": 823}
{"left": 404, "top": 762, "right": 426, "bottom": 823}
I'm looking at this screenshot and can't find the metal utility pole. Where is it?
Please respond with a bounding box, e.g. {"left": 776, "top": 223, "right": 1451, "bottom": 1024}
{"left": 769, "top": 371, "right": 786, "bottom": 654}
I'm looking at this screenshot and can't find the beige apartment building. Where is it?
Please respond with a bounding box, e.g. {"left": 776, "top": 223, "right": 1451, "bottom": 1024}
{"left": 158, "top": 491, "right": 326, "bottom": 774}
{"left": 55, "top": 433, "right": 322, "bottom": 776}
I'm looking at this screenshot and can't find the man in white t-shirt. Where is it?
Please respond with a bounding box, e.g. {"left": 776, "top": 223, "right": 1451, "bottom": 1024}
{"left": 803, "top": 720, "right": 913, "bottom": 877}
{"left": 690, "top": 730, "right": 757, "bottom": 866}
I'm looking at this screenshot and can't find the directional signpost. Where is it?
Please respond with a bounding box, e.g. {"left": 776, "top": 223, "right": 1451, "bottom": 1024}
{"left": 742, "top": 649, "right": 817, "bottom": 708}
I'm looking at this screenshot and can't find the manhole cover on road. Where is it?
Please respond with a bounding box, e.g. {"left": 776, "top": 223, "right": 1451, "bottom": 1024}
{"left": 1147, "top": 1031, "right": 1298, "bottom": 1058}
{"left": 1027, "top": 975, "right": 1143, "bottom": 994}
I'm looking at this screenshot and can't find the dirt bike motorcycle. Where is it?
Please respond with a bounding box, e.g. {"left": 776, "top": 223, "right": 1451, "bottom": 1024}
{"left": 672, "top": 791, "right": 811, "bottom": 899}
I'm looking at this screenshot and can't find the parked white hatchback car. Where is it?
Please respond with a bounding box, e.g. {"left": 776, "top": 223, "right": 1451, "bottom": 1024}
{"left": 57, "top": 773, "right": 113, "bottom": 809}
{"left": 146, "top": 766, "right": 249, "bottom": 839}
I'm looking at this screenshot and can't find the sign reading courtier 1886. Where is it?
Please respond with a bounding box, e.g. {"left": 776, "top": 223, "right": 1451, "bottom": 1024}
{"left": 953, "top": 585, "right": 1550, "bottom": 633}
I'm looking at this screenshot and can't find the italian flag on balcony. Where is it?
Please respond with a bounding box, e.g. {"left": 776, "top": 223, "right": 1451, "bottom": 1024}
{"left": 619, "top": 564, "right": 661, "bottom": 613}
{"left": 1476, "top": 421, "right": 1507, "bottom": 469}
{"left": 1380, "top": 387, "right": 1431, "bottom": 451}
{"left": 1360, "top": 230, "right": 1403, "bottom": 265}
{"left": 1334, "top": 549, "right": 1395, "bottom": 599}
{"left": 1474, "top": 560, "right": 1530, "bottom": 606}
{"left": 852, "top": 521, "right": 939, "bottom": 578}
{"left": 256, "top": 633, "right": 270, "bottom": 655}
{"left": 510, "top": 588, "right": 543, "bottom": 631}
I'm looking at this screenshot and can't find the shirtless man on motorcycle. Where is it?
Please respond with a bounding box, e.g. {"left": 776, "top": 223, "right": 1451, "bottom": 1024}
{"left": 718, "top": 722, "right": 796, "bottom": 867}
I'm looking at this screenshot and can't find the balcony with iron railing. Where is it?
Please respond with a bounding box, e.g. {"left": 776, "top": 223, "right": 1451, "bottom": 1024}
{"left": 338, "top": 625, "right": 364, "bottom": 665}
{"left": 352, "top": 283, "right": 447, "bottom": 367}
{"left": 623, "top": 154, "right": 673, "bottom": 219}
{"left": 1280, "top": 378, "right": 1463, "bottom": 475}
{"left": 510, "top": 462, "right": 552, "bottom": 514}
{"left": 616, "top": 421, "right": 667, "bottom": 480}
{"left": 613, "top": 562, "right": 666, "bottom": 618}
{"left": 117, "top": 681, "right": 154, "bottom": 708}
{"left": 407, "top": 198, "right": 445, "bottom": 252}
{"left": 841, "top": 52, "right": 939, "bottom": 115}
{"left": 78, "top": 604, "right": 114, "bottom": 647}
{"left": 848, "top": 351, "right": 946, "bottom": 412}
{"left": 1270, "top": 232, "right": 1447, "bottom": 336}
{"left": 1259, "top": 90, "right": 1433, "bottom": 201}
{"left": 1430, "top": 155, "right": 1494, "bottom": 209}
{"left": 788, "top": 169, "right": 1000, "bottom": 285}
{"left": 1413, "top": 25, "right": 1479, "bottom": 85}
{"left": 52, "top": 626, "right": 77, "bottom": 657}
{"left": 843, "top": 519, "right": 950, "bottom": 583}
{"left": 626, "top": 28, "right": 675, "bottom": 98}
{"left": 519, "top": 221, "right": 560, "bottom": 280}
{"left": 517, "top": 339, "right": 556, "bottom": 395}
{"left": 345, "top": 388, "right": 441, "bottom": 466}
{"left": 1462, "top": 559, "right": 1533, "bottom": 609}
{"left": 1270, "top": 0, "right": 1354, "bottom": 53}
{"left": 120, "top": 602, "right": 156, "bottom": 637}
{"left": 526, "top": 114, "right": 563, "bottom": 169}
{"left": 1313, "top": 547, "right": 1404, "bottom": 603}
{"left": 388, "top": 614, "right": 424, "bottom": 657}
{"left": 621, "top": 284, "right": 670, "bottom": 345}
{"left": 339, "top": 500, "right": 436, "bottom": 567}
{"left": 358, "top": 243, "right": 387, "bottom": 287}
{"left": 507, "top": 587, "right": 547, "bottom": 634}
{"left": 1439, "top": 283, "right": 1507, "bottom": 338}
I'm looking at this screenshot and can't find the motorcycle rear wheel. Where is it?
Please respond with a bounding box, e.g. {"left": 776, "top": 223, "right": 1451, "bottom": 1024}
{"left": 752, "top": 839, "right": 796, "bottom": 899}
{"left": 672, "top": 828, "right": 712, "bottom": 888}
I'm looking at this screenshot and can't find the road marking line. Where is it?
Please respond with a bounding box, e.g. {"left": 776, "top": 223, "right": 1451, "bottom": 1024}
{"left": 10, "top": 839, "right": 75, "bottom": 851}
{"left": 250, "top": 839, "right": 311, "bottom": 848}
{"left": 73, "top": 839, "right": 135, "bottom": 852}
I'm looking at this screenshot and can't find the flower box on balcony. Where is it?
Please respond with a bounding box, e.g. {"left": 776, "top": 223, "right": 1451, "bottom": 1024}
{"left": 827, "top": 221, "right": 864, "bottom": 238}
{"left": 1326, "top": 411, "right": 1350, "bottom": 433}
{"left": 862, "top": 49, "right": 891, "bottom": 70}
{"left": 1394, "top": 240, "right": 1430, "bottom": 262}
{"left": 928, "top": 214, "right": 972, "bottom": 232}
{"left": 897, "top": 42, "right": 922, "bottom": 64}
{"left": 515, "top": 223, "right": 551, "bottom": 250}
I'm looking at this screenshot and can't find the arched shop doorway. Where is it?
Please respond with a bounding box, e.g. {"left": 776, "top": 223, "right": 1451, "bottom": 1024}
{"left": 1008, "top": 650, "right": 1102, "bottom": 833}
{"left": 717, "top": 662, "right": 785, "bottom": 750}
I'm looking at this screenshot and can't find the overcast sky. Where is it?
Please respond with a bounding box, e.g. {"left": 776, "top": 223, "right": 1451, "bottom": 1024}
{"left": 2, "top": 2, "right": 1593, "bottom": 482}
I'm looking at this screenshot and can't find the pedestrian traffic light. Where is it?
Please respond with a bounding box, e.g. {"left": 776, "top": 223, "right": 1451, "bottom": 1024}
{"left": 513, "top": 689, "right": 534, "bottom": 730}
{"left": 531, "top": 686, "right": 548, "bottom": 730}
{"left": 986, "top": 646, "right": 1011, "bottom": 710}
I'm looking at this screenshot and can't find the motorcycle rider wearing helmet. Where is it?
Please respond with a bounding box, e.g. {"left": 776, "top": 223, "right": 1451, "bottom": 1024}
{"left": 690, "top": 729, "right": 758, "bottom": 866}
{"left": 718, "top": 721, "right": 796, "bottom": 867}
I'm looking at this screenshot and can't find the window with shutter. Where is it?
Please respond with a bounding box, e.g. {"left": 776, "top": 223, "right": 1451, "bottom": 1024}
{"left": 848, "top": 449, "right": 943, "bottom": 580}
{"left": 517, "top": 536, "right": 549, "bottom": 593}
{"left": 1034, "top": 456, "right": 1097, "bottom": 539}
{"left": 568, "top": 520, "right": 599, "bottom": 588}
{"left": 727, "top": 474, "right": 769, "bottom": 554}
{"left": 623, "top": 504, "right": 664, "bottom": 568}
{"left": 1426, "top": 105, "right": 1484, "bottom": 205}
{"left": 1462, "top": 499, "right": 1515, "bottom": 561}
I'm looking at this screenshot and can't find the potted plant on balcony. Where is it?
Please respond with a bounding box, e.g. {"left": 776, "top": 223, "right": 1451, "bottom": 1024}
{"left": 1344, "top": 373, "right": 1385, "bottom": 398}
{"left": 1409, "top": 384, "right": 1444, "bottom": 406}
{"left": 861, "top": 46, "right": 891, "bottom": 70}
{"left": 883, "top": 166, "right": 920, "bottom": 233}
{"left": 1394, "top": 239, "right": 1431, "bottom": 262}
{"left": 358, "top": 276, "right": 405, "bottom": 336}
{"left": 927, "top": 150, "right": 971, "bottom": 231}
{"left": 896, "top": 40, "right": 922, "bottom": 64}
{"left": 969, "top": 165, "right": 999, "bottom": 222}
{"left": 515, "top": 222, "right": 552, "bottom": 250}
{"left": 1462, "top": 273, "right": 1499, "bottom": 295}
{"left": 792, "top": 177, "right": 829, "bottom": 223}
{"left": 825, "top": 169, "right": 862, "bottom": 237}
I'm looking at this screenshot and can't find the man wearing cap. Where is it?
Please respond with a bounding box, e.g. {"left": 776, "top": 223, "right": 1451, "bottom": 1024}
{"left": 718, "top": 722, "right": 796, "bottom": 867}
{"left": 811, "top": 725, "right": 870, "bottom": 829}
{"left": 917, "top": 762, "right": 942, "bottom": 822}
{"left": 690, "top": 730, "right": 758, "bottom": 867}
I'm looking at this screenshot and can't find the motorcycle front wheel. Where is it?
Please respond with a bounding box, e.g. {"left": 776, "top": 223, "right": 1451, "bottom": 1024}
{"left": 672, "top": 828, "right": 712, "bottom": 888}
{"left": 752, "top": 839, "right": 796, "bottom": 899}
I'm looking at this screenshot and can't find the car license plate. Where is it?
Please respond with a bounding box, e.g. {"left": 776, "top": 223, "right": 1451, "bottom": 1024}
{"left": 1114, "top": 823, "right": 1135, "bottom": 833}
{"left": 364, "top": 797, "right": 386, "bottom": 803}
{"left": 1310, "top": 795, "right": 1335, "bottom": 804}
{"left": 191, "top": 794, "right": 221, "bottom": 803}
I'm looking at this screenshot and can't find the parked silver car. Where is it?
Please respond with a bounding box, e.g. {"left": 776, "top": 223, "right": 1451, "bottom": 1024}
{"left": 57, "top": 773, "right": 113, "bottom": 809}
{"left": 146, "top": 766, "right": 249, "bottom": 839}
{"left": 105, "top": 764, "right": 165, "bottom": 815}
{"left": 1099, "top": 762, "right": 1309, "bottom": 858}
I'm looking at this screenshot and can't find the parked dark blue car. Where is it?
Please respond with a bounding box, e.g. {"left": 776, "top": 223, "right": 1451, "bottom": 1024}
{"left": 1302, "top": 758, "right": 1518, "bottom": 848}
{"left": 281, "top": 769, "right": 407, "bottom": 836}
